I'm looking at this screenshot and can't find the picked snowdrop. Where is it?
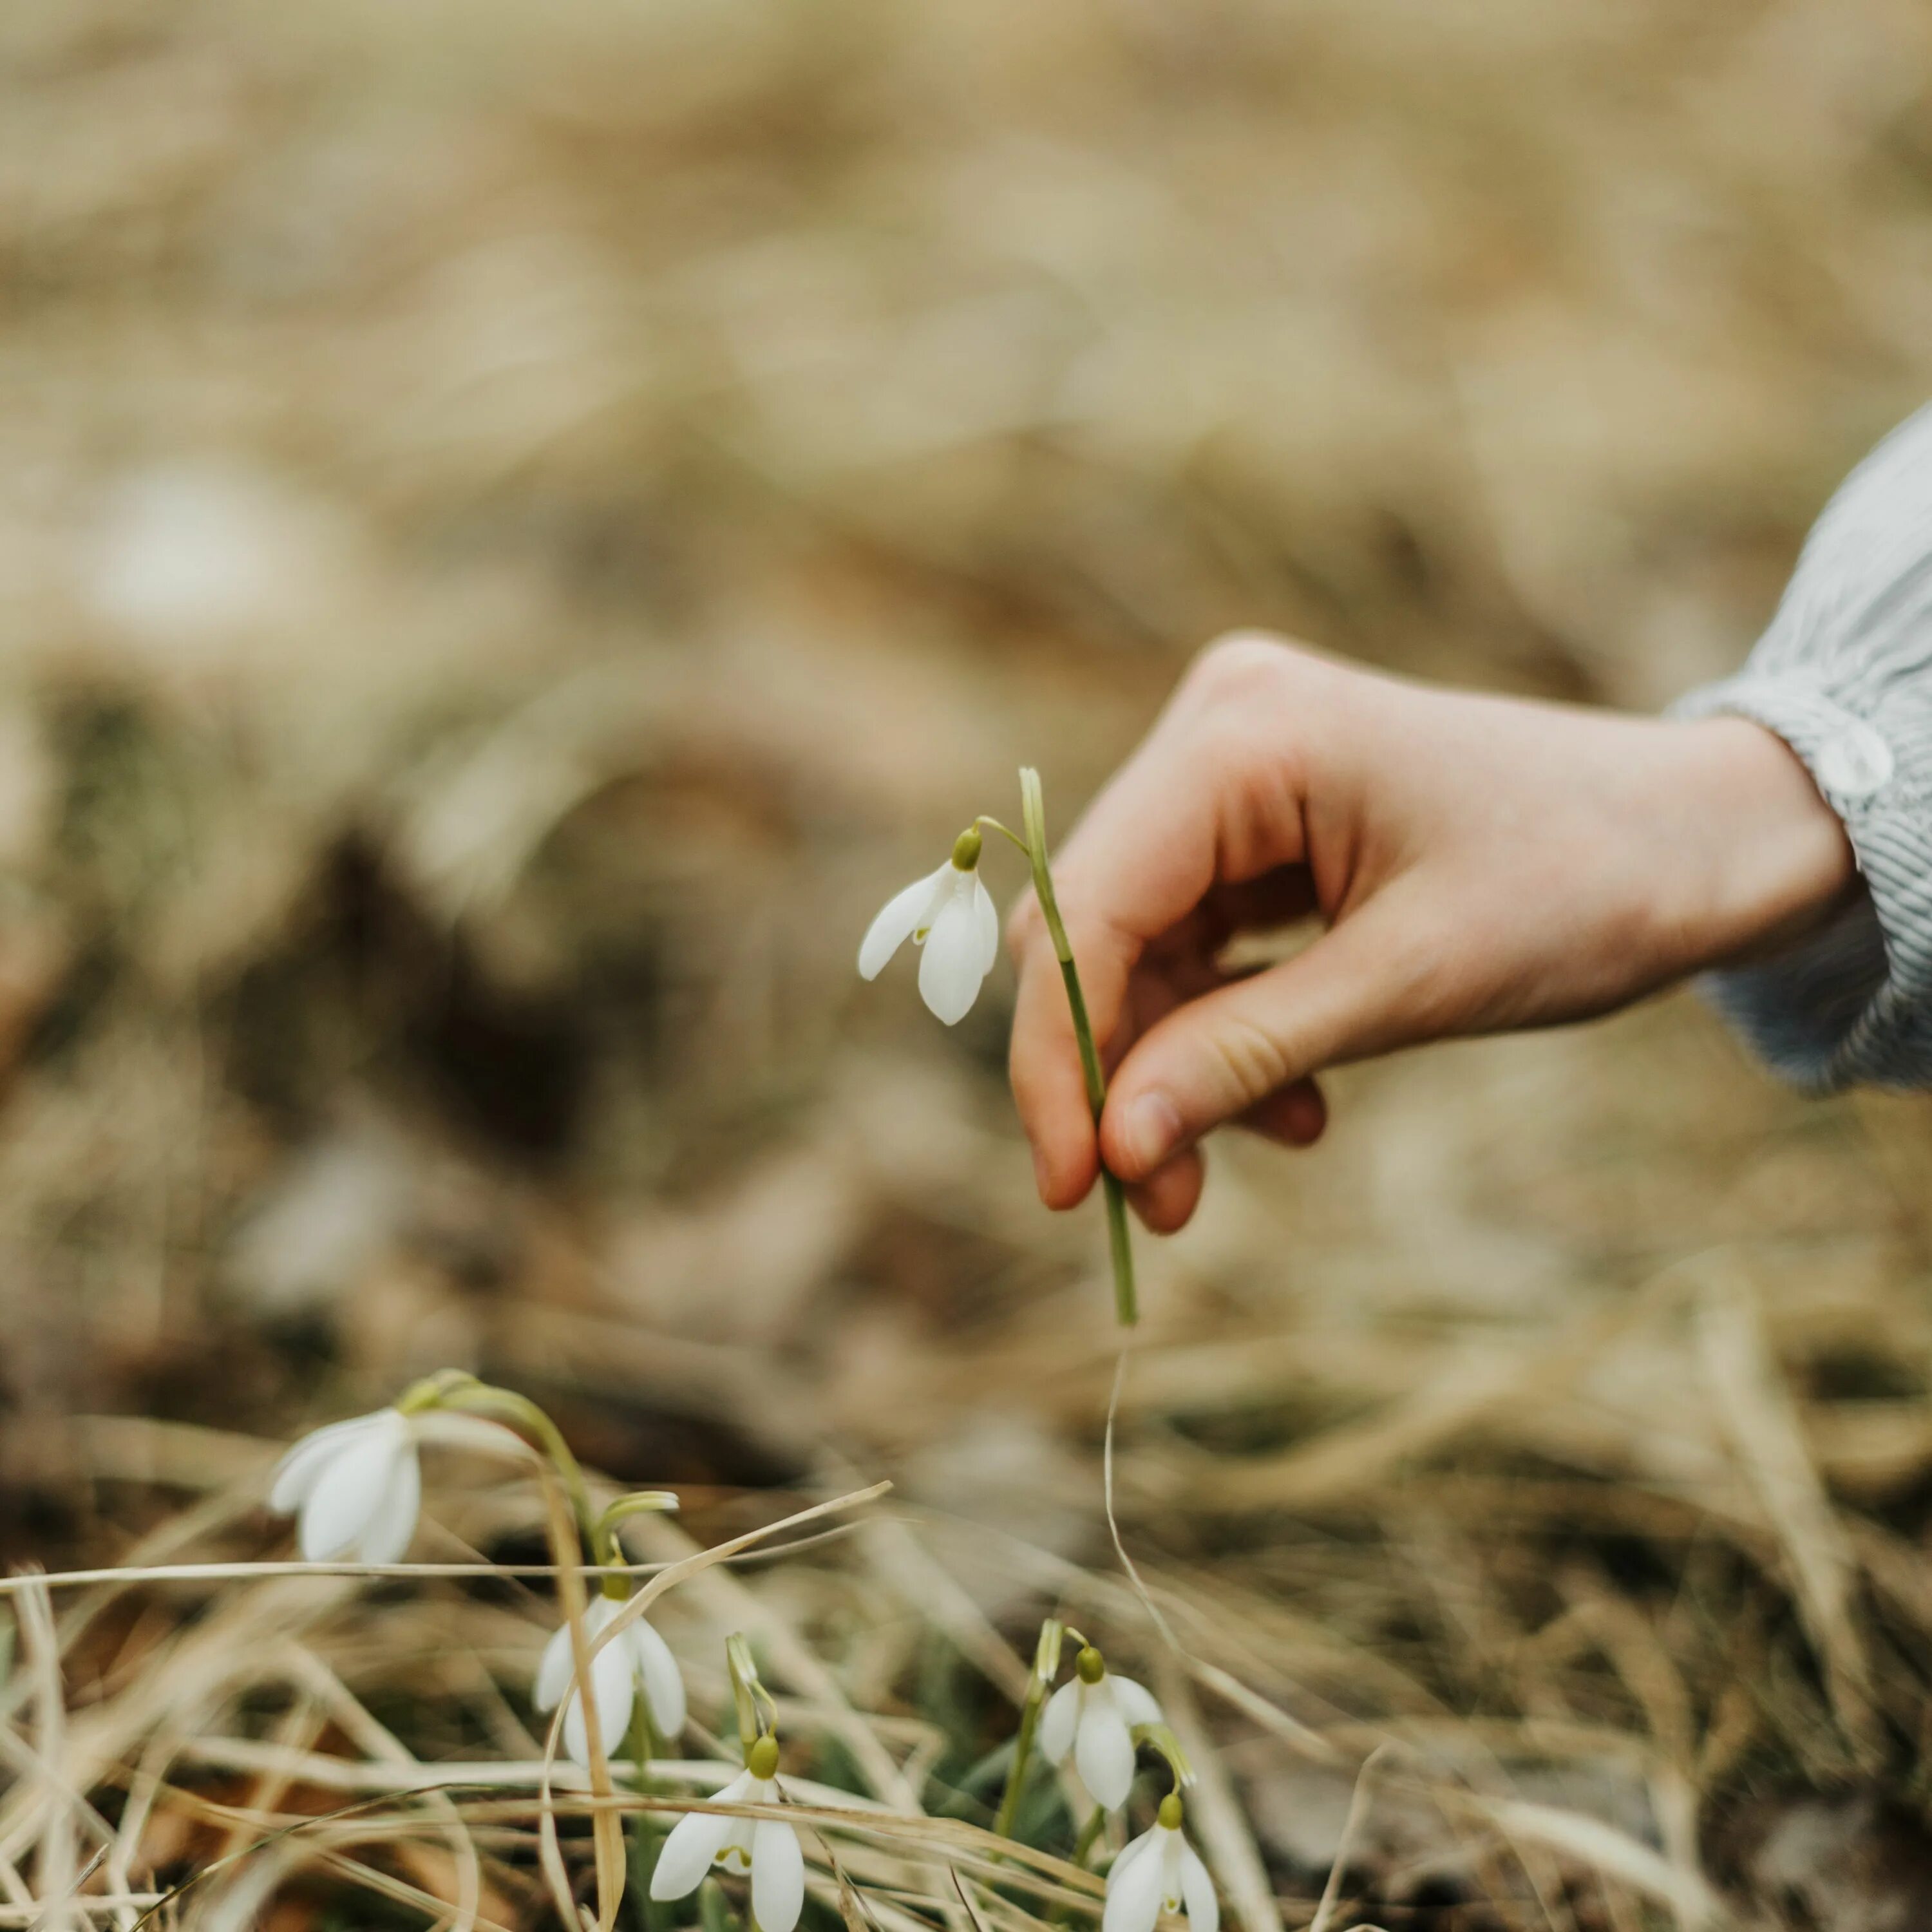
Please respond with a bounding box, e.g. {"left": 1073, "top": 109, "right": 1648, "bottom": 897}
{"left": 533, "top": 1592, "right": 688, "bottom": 1766}
{"left": 650, "top": 1733, "right": 804, "bottom": 1932}
{"left": 1104, "top": 1794, "right": 1218, "bottom": 1932}
{"left": 858, "top": 827, "right": 999, "bottom": 1025}
{"left": 1039, "top": 1644, "right": 1163, "bottom": 1812}
{"left": 858, "top": 772, "right": 1139, "bottom": 1326}
{"left": 269, "top": 1406, "right": 422, "bottom": 1564}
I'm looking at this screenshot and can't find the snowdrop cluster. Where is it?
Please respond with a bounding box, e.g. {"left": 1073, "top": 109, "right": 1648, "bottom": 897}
{"left": 263, "top": 1263, "right": 1216, "bottom": 1932}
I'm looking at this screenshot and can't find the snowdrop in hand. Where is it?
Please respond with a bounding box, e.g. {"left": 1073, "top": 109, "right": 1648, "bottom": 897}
{"left": 269, "top": 1408, "right": 422, "bottom": 1564}
{"left": 1039, "top": 1645, "right": 1163, "bottom": 1811}
{"left": 1104, "top": 1794, "right": 1218, "bottom": 1932}
{"left": 533, "top": 1593, "right": 688, "bottom": 1766}
{"left": 857, "top": 772, "right": 1139, "bottom": 1326}
{"left": 858, "top": 827, "right": 999, "bottom": 1025}
{"left": 651, "top": 1734, "right": 804, "bottom": 1932}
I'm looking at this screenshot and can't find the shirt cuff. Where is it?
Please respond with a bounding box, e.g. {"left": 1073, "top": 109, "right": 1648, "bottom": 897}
{"left": 1671, "top": 672, "right": 1932, "bottom": 1090}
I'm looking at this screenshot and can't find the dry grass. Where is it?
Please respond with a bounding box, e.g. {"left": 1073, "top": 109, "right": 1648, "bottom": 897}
{"left": 5, "top": 0, "right": 1932, "bottom": 1924}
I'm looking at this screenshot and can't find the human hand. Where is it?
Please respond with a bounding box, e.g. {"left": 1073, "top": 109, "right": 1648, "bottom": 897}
{"left": 1007, "top": 633, "right": 1857, "bottom": 1234}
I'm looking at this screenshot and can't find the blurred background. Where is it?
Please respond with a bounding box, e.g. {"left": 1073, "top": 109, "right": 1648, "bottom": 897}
{"left": 8, "top": 0, "right": 1932, "bottom": 1920}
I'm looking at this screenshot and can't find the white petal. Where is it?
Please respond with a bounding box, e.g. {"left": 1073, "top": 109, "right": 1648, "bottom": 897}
{"left": 1075, "top": 1698, "right": 1137, "bottom": 1810}
{"left": 563, "top": 1674, "right": 636, "bottom": 1767}
{"left": 592, "top": 1624, "right": 639, "bottom": 1752}
{"left": 355, "top": 1443, "right": 420, "bottom": 1564}
{"left": 1103, "top": 1830, "right": 1166, "bottom": 1932}
{"left": 651, "top": 1808, "right": 734, "bottom": 1899}
{"left": 1179, "top": 1845, "right": 1219, "bottom": 1932}
{"left": 1159, "top": 1830, "right": 1186, "bottom": 1909}
{"left": 557, "top": 1601, "right": 636, "bottom": 1765}
{"left": 269, "top": 1411, "right": 383, "bottom": 1513}
{"left": 1038, "top": 1680, "right": 1079, "bottom": 1763}
{"left": 537, "top": 1596, "right": 609, "bottom": 1716}
{"left": 295, "top": 1412, "right": 406, "bottom": 1560}
{"left": 533, "top": 1621, "right": 573, "bottom": 1712}
{"left": 1109, "top": 1675, "right": 1163, "bottom": 1730}
{"left": 630, "top": 1616, "right": 688, "bottom": 1738}
{"left": 972, "top": 876, "right": 999, "bottom": 976}
{"left": 750, "top": 1819, "right": 805, "bottom": 1932}
{"left": 859, "top": 867, "right": 948, "bottom": 980}
{"left": 918, "top": 887, "right": 990, "bottom": 1025}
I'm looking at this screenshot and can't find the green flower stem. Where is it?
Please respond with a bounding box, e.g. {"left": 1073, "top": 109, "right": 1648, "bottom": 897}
{"left": 1072, "top": 1804, "right": 1108, "bottom": 1869}
{"left": 394, "top": 1368, "right": 480, "bottom": 1415}
{"left": 1018, "top": 769, "right": 1137, "bottom": 1327}
{"left": 724, "top": 1632, "right": 775, "bottom": 1754}
{"left": 991, "top": 1681, "right": 1045, "bottom": 1841}
{"left": 628, "top": 1700, "right": 670, "bottom": 1931}
{"left": 699, "top": 1879, "right": 735, "bottom": 1932}
{"left": 992, "top": 1618, "right": 1064, "bottom": 1842}
{"left": 439, "top": 1383, "right": 599, "bottom": 1555}
{"left": 1131, "top": 1721, "right": 1194, "bottom": 1789}
{"left": 594, "top": 1492, "right": 681, "bottom": 1593}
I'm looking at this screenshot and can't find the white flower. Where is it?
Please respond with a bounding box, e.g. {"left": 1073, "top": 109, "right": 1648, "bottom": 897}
{"left": 269, "top": 1408, "right": 421, "bottom": 1564}
{"left": 533, "top": 1594, "right": 688, "bottom": 1765}
{"left": 1039, "top": 1653, "right": 1162, "bottom": 1811}
{"left": 1104, "top": 1800, "right": 1218, "bottom": 1932}
{"left": 858, "top": 837, "right": 999, "bottom": 1026}
{"left": 651, "top": 1739, "right": 803, "bottom": 1932}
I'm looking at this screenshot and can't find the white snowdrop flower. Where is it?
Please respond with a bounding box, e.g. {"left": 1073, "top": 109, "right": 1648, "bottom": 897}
{"left": 651, "top": 1736, "right": 803, "bottom": 1932}
{"left": 1039, "top": 1646, "right": 1162, "bottom": 1812}
{"left": 858, "top": 828, "right": 999, "bottom": 1026}
{"left": 533, "top": 1593, "right": 688, "bottom": 1766}
{"left": 1104, "top": 1795, "right": 1218, "bottom": 1932}
{"left": 269, "top": 1407, "right": 421, "bottom": 1564}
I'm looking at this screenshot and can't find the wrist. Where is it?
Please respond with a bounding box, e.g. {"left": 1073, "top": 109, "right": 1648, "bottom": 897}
{"left": 1667, "top": 717, "right": 1858, "bottom": 971}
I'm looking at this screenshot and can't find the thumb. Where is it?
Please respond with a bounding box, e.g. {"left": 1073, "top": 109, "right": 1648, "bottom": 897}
{"left": 1097, "top": 904, "right": 1431, "bottom": 1181}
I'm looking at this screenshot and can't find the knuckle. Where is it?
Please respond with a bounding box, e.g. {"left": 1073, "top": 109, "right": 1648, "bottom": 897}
{"left": 1205, "top": 1011, "right": 1293, "bottom": 1106}
{"left": 1187, "top": 631, "right": 1294, "bottom": 702}
{"left": 1178, "top": 632, "right": 1332, "bottom": 774}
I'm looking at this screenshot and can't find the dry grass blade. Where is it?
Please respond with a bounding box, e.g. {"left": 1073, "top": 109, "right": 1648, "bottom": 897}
{"left": 1307, "top": 1744, "right": 1395, "bottom": 1932}
{"left": 277, "top": 1642, "right": 486, "bottom": 1932}
{"left": 535, "top": 1463, "right": 617, "bottom": 1932}
{"left": 14, "top": 1580, "right": 77, "bottom": 1931}
{"left": 1692, "top": 1255, "right": 1880, "bottom": 1767}
{"left": 1471, "top": 1799, "right": 1725, "bottom": 1931}
{"left": 1105, "top": 1348, "right": 1180, "bottom": 1657}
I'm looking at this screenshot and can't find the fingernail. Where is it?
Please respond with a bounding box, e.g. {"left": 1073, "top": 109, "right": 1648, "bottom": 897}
{"left": 1124, "top": 1092, "right": 1182, "bottom": 1173}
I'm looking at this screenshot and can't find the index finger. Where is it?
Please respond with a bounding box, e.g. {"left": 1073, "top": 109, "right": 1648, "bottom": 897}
{"left": 1005, "top": 641, "right": 1314, "bottom": 1206}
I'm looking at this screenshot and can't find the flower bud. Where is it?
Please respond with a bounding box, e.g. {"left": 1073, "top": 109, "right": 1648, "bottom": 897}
{"left": 1159, "top": 1792, "right": 1184, "bottom": 1830}
{"left": 950, "top": 826, "right": 983, "bottom": 871}
{"left": 1076, "top": 1644, "right": 1106, "bottom": 1685}
{"left": 748, "top": 1734, "right": 781, "bottom": 1780}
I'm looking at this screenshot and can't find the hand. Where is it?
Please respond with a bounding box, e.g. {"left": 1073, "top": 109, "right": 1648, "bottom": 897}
{"left": 1006, "top": 632, "right": 1857, "bottom": 1234}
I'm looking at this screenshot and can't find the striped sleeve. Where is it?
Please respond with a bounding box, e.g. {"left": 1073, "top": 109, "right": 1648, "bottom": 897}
{"left": 1672, "top": 401, "right": 1932, "bottom": 1090}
